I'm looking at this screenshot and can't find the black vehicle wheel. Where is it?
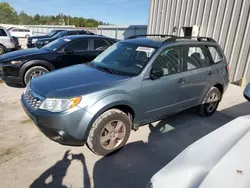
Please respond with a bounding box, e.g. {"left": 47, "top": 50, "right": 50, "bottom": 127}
{"left": 24, "top": 66, "right": 49, "bottom": 85}
{"left": 199, "top": 87, "right": 221, "bottom": 117}
{"left": 0, "top": 45, "right": 5, "bottom": 55}
{"left": 25, "top": 35, "right": 30, "bottom": 38}
{"left": 87, "top": 109, "right": 132, "bottom": 156}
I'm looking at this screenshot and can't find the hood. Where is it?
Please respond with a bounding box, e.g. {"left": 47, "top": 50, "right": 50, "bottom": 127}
{"left": 0, "top": 48, "right": 47, "bottom": 62}
{"left": 28, "top": 35, "right": 49, "bottom": 41}
{"left": 31, "top": 65, "right": 131, "bottom": 98}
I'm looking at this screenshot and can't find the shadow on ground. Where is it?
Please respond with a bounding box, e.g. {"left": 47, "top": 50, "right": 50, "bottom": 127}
{"left": 30, "top": 102, "right": 250, "bottom": 188}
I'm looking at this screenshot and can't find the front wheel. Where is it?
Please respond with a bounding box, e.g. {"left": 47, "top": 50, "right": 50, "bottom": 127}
{"left": 24, "top": 66, "right": 49, "bottom": 85}
{"left": 199, "top": 87, "right": 221, "bottom": 117}
{"left": 87, "top": 109, "right": 132, "bottom": 156}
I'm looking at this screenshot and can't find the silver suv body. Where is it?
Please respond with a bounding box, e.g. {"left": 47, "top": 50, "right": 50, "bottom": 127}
{"left": 0, "top": 26, "right": 16, "bottom": 54}
{"left": 21, "top": 35, "right": 229, "bottom": 155}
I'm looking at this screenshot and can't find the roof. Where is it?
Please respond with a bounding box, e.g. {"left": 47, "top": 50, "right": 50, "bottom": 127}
{"left": 60, "top": 35, "right": 113, "bottom": 40}
{"left": 123, "top": 35, "right": 217, "bottom": 48}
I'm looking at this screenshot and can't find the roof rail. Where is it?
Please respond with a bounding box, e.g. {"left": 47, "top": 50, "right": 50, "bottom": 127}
{"left": 126, "top": 34, "right": 176, "bottom": 39}
{"left": 165, "top": 36, "right": 216, "bottom": 43}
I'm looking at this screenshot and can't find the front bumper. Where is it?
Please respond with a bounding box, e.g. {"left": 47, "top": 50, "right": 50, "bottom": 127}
{"left": 21, "top": 95, "right": 94, "bottom": 146}
{"left": 0, "top": 65, "right": 24, "bottom": 87}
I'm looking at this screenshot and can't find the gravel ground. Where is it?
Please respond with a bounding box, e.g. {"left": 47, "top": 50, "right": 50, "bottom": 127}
{"left": 0, "top": 83, "right": 249, "bottom": 188}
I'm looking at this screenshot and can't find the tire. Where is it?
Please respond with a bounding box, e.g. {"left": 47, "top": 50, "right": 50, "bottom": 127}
{"left": 25, "top": 35, "right": 30, "bottom": 38}
{"left": 87, "top": 109, "right": 132, "bottom": 156}
{"left": 24, "top": 66, "right": 49, "bottom": 85}
{"left": 199, "top": 87, "right": 221, "bottom": 117}
{"left": 0, "top": 44, "right": 5, "bottom": 55}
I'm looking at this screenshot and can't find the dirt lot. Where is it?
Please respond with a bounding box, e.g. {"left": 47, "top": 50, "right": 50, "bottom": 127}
{"left": 0, "top": 83, "right": 249, "bottom": 188}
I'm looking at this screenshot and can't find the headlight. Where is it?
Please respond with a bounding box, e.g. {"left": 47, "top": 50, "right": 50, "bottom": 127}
{"left": 11, "top": 60, "right": 22, "bottom": 65}
{"left": 32, "top": 39, "right": 37, "bottom": 43}
{"left": 39, "top": 97, "right": 81, "bottom": 112}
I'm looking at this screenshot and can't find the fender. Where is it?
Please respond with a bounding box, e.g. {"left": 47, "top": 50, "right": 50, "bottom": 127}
{"left": 19, "top": 59, "right": 55, "bottom": 78}
{"left": 81, "top": 93, "right": 139, "bottom": 140}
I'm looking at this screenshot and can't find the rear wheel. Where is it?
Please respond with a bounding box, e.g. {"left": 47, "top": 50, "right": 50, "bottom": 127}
{"left": 87, "top": 109, "right": 132, "bottom": 156}
{"left": 24, "top": 66, "right": 49, "bottom": 85}
{"left": 199, "top": 87, "right": 221, "bottom": 117}
{"left": 25, "top": 35, "right": 30, "bottom": 38}
{"left": 0, "top": 45, "right": 5, "bottom": 55}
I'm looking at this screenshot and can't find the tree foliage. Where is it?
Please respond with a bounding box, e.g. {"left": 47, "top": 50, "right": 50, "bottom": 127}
{"left": 0, "top": 2, "right": 108, "bottom": 27}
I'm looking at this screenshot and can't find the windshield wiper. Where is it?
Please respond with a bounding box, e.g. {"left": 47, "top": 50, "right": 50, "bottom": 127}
{"left": 95, "top": 65, "right": 115, "bottom": 74}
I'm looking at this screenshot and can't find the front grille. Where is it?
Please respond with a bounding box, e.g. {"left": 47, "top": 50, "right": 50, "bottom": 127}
{"left": 24, "top": 87, "right": 44, "bottom": 110}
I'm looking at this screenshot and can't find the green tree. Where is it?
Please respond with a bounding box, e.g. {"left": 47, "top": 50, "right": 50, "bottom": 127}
{"left": 0, "top": 2, "right": 19, "bottom": 24}
{"left": 19, "top": 11, "right": 32, "bottom": 25}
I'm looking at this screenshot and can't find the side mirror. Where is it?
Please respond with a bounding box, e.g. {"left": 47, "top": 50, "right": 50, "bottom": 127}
{"left": 150, "top": 67, "right": 164, "bottom": 80}
{"left": 64, "top": 48, "right": 74, "bottom": 54}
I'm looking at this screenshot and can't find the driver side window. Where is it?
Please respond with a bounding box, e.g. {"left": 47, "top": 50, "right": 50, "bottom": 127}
{"left": 152, "top": 47, "right": 184, "bottom": 76}
{"left": 65, "top": 40, "right": 89, "bottom": 51}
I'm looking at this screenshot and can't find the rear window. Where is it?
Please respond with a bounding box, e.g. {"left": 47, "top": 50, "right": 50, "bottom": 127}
{"left": 0, "top": 29, "right": 7, "bottom": 36}
{"left": 208, "top": 47, "right": 223, "bottom": 64}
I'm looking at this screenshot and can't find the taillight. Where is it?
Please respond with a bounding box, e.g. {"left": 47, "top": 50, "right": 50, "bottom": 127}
{"left": 226, "top": 65, "right": 230, "bottom": 72}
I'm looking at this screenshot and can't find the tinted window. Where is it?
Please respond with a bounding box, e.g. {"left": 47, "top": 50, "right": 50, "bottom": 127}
{"left": 187, "top": 47, "right": 210, "bottom": 70}
{"left": 153, "top": 47, "right": 184, "bottom": 76}
{"left": 66, "top": 39, "right": 88, "bottom": 51}
{"left": 94, "top": 39, "right": 108, "bottom": 50}
{"left": 0, "top": 29, "right": 7, "bottom": 36}
{"left": 24, "top": 29, "right": 30, "bottom": 32}
{"left": 66, "top": 31, "right": 77, "bottom": 36}
{"left": 12, "top": 29, "right": 18, "bottom": 32}
{"left": 208, "top": 47, "right": 223, "bottom": 64}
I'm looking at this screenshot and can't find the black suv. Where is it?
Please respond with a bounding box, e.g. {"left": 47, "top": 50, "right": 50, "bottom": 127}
{"left": 27, "top": 29, "right": 64, "bottom": 48}
{"left": 0, "top": 35, "right": 117, "bottom": 87}
{"left": 35, "top": 30, "right": 94, "bottom": 48}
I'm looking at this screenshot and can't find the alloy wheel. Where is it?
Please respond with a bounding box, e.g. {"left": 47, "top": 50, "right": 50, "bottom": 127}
{"left": 206, "top": 92, "right": 219, "bottom": 113}
{"left": 100, "top": 120, "right": 126, "bottom": 150}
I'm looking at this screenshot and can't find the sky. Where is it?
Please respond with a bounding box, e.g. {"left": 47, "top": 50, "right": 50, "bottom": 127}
{"left": 4, "top": 0, "right": 150, "bottom": 25}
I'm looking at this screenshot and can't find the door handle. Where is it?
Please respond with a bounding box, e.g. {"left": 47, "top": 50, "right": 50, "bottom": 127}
{"left": 178, "top": 78, "right": 185, "bottom": 84}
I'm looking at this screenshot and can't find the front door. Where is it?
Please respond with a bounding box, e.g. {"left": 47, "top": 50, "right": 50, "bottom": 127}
{"left": 139, "top": 46, "right": 186, "bottom": 123}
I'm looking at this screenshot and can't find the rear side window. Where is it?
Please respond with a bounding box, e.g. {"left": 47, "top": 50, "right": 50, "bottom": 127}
{"left": 66, "top": 39, "right": 88, "bottom": 51}
{"left": 153, "top": 47, "right": 184, "bottom": 76}
{"left": 0, "top": 29, "right": 7, "bottom": 36}
{"left": 208, "top": 47, "right": 223, "bottom": 64}
{"left": 94, "top": 39, "right": 108, "bottom": 50}
{"left": 187, "top": 47, "right": 210, "bottom": 70}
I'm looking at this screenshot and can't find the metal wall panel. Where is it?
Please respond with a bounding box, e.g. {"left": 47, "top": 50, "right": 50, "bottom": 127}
{"left": 148, "top": 0, "right": 250, "bottom": 82}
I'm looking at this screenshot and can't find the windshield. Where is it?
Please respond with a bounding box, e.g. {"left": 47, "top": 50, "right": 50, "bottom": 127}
{"left": 47, "top": 30, "right": 58, "bottom": 37}
{"left": 42, "top": 38, "right": 71, "bottom": 51}
{"left": 92, "top": 42, "right": 156, "bottom": 76}
{"left": 51, "top": 30, "right": 67, "bottom": 39}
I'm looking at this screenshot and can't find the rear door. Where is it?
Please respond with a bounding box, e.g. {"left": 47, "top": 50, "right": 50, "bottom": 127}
{"left": 180, "top": 45, "right": 215, "bottom": 109}
{"left": 58, "top": 39, "right": 92, "bottom": 68}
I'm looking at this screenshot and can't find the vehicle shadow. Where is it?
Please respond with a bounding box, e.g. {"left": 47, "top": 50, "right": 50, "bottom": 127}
{"left": 30, "top": 102, "right": 250, "bottom": 188}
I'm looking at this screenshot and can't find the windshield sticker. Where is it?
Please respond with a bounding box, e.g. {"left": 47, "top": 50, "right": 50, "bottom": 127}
{"left": 136, "top": 47, "right": 154, "bottom": 53}
{"left": 64, "top": 38, "right": 71, "bottom": 42}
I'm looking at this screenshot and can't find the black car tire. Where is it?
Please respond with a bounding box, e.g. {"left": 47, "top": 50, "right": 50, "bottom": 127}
{"left": 0, "top": 44, "right": 5, "bottom": 55}
{"left": 199, "top": 87, "right": 221, "bottom": 117}
{"left": 25, "top": 35, "right": 30, "bottom": 38}
{"left": 87, "top": 109, "right": 132, "bottom": 156}
{"left": 24, "top": 66, "right": 49, "bottom": 85}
